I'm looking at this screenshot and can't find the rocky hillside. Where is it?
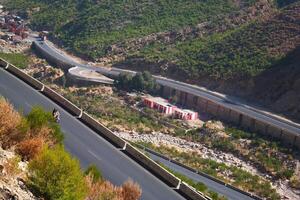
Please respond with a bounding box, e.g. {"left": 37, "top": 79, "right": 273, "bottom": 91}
{"left": 0, "top": 147, "right": 37, "bottom": 200}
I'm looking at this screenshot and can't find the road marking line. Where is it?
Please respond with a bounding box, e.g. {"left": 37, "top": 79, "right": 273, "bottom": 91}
{"left": 5, "top": 63, "right": 9, "bottom": 69}
{"left": 88, "top": 149, "right": 102, "bottom": 161}
{"left": 25, "top": 102, "right": 32, "bottom": 109}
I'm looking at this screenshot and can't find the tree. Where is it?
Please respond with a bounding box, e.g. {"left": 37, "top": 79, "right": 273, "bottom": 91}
{"left": 114, "top": 71, "right": 159, "bottom": 94}
{"left": 114, "top": 72, "right": 133, "bottom": 90}
{"left": 28, "top": 146, "right": 88, "bottom": 200}
{"left": 131, "top": 72, "right": 145, "bottom": 91}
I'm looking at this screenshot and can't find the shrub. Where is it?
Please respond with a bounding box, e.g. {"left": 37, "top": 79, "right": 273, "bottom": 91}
{"left": 121, "top": 179, "right": 142, "bottom": 200}
{"left": 26, "top": 106, "right": 64, "bottom": 144}
{"left": 115, "top": 71, "right": 159, "bottom": 94}
{"left": 28, "top": 146, "right": 87, "bottom": 200}
{"left": 0, "top": 98, "right": 21, "bottom": 138}
{"left": 290, "top": 175, "right": 300, "bottom": 189}
{"left": 85, "top": 177, "right": 122, "bottom": 200}
{"left": 26, "top": 106, "right": 54, "bottom": 130}
{"left": 211, "top": 138, "right": 235, "bottom": 152}
{"left": 16, "top": 137, "right": 44, "bottom": 160}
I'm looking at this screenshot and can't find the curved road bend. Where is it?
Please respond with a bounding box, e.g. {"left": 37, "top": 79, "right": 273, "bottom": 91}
{"left": 146, "top": 152, "right": 254, "bottom": 200}
{"left": 0, "top": 68, "right": 185, "bottom": 200}
{"left": 33, "top": 40, "right": 300, "bottom": 136}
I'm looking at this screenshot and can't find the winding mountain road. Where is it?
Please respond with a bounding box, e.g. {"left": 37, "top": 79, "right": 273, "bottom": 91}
{"left": 33, "top": 39, "right": 300, "bottom": 137}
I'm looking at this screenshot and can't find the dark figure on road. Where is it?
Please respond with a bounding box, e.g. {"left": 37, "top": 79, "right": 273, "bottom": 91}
{"left": 52, "top": 108, "right": 60, "bottom": 123}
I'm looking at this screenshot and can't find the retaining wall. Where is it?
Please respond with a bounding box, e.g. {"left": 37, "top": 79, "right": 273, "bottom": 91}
{"left": 266, "top": 125, "right": 282, "bottom": 139}
{"left": 240, "top": 115, "right": 255, "bottom": 131}
{"left": 206, "top": 101, "right": 219, "bottom": 116}
{"left": 254, "top": 120, "right": 268, "bottom": 136}
{"left": 0, "top": 59, "right": 8, "bottom": 67}
{"left": 197, "top": 98, "right": 208, "bottom": 112}
{"left": 281, "top": 130, "right": 297, "bottom": 147}
{"left": 229, "top": 109, "right": 242, "bottom": 125}
{"left": 162, "top": 84, "right": 300, "bottom": 149}
{"left": 295, "top": 136, "right": 300, "bottom": 148}
{"left": 218, "top": 106, "right": 231, "bottom": 122}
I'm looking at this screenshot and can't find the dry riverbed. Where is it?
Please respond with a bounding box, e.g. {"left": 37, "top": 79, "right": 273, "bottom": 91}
{"left": 115, "top": 130, "right": 300, "bottom": 200}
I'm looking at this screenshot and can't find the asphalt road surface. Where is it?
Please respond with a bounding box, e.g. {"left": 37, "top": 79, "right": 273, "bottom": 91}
{"left": 0, "top": 67, "right": 186, "bottom": 200}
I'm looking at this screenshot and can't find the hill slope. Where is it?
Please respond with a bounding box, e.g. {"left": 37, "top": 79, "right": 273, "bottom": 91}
{"left": 4, "top": 0, "right": 300, "bottom": 121}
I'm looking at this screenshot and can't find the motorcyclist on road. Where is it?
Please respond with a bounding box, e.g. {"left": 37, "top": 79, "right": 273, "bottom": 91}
{"left": 52, "top": 108, "right": 60, "bottom": 123}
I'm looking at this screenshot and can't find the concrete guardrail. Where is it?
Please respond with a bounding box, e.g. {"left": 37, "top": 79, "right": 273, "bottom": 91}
{"left": 179, "top": 182, "right": 209, "bottom": 200}
{"left": 0, "top": 59, "right": 43, "bottom": 90}
{"left": 80, "top": 112, "right": 126, "bottom": 149}
{"left": 41, "top": 86, "right": 82, "bottom": 116}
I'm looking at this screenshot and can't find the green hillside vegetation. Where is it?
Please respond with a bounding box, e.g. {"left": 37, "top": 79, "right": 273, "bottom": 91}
{"left": 0, "top": 53, "right": 29, "bottom": 69}
{"left": 134, "top": 2, "right": 300, "bottom": 79}
{"left": 4, "top": 0, "right": 299, "bottom": 80}
{"left": 6, "top": 0, "right": 257, "bottom": 59}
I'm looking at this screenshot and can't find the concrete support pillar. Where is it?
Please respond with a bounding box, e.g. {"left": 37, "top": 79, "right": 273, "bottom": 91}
{"left": 229, "top": 110, "right": 241, "bottom": 125}
{"left": 162, "top": 86, "right": 172, "bottom": 99}
{"left": 254, "top": 120, "right": 268, "bottom": 135}
{"left": 186, "top": 94, "right": 197, "bottom": 109}
{"left": 241, "top": 115, "right": 255, "bottom": 131}
{"left": 218, "top": 107, "right": 231, "bottom": 122}
{"left": 196, "top": 98, "right": 208, "bottom": 112}
{"left": 206, "top": 101, "right": 219, "bottom": 116}
{"left": 178, "top": 91, "right": 188, "bottom": 105}
{"left": 266, "top": 126, "right": 282, "bottom": 139}
{"left": 281, "top": 130, "right": 297, "bottom": 147}
{"left": 294, "top": 136, "right": 300, "bottom": 150}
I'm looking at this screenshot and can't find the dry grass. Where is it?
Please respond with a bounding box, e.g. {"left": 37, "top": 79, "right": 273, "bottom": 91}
{"left": 3, "top": 156, "right": 21, "bottom": 176}
{"left": 16, "top": 137, "right": 45, "bottom": 161}
{"left": 121, "top": 179, "right": 142, "bottom": 200}
{"left": 0, "top": 98, "right": 21, "bottom": 139}
{"left": 85, "top": 176, "right": 142, "bottom": 200}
